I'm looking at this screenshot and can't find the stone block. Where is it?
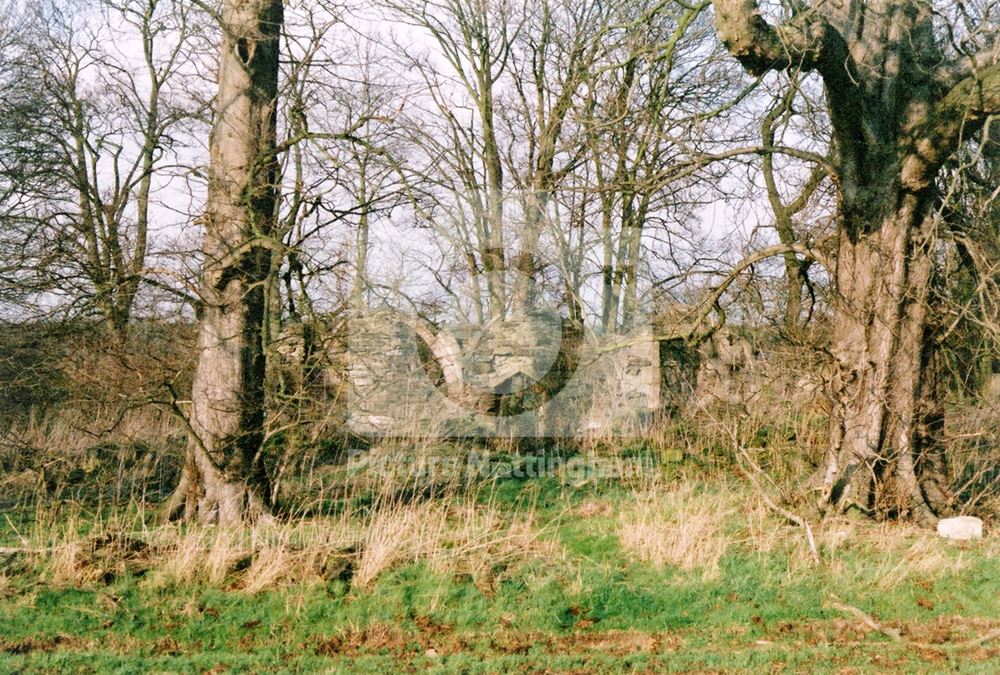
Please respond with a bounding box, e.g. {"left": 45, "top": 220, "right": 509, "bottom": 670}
{"left": 937, "top": 516, "right": 984, "bottom": 541}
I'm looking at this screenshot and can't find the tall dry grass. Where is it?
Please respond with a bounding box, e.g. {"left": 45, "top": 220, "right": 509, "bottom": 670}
{"left": 12, "top": 455, "right": 559, "bottom": 594}
{"left": 0, "top": 404, "right": 184, "bottom": 507}
{"left": 617, "top": 479, "right": 737, "bottom": 580}
{"left": 616, "top": 472, "right": 998, "bottom": 589}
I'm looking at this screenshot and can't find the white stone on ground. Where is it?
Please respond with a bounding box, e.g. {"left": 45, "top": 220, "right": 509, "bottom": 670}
{"left": 937, "top": 516, "right": 984, "bottom": 541}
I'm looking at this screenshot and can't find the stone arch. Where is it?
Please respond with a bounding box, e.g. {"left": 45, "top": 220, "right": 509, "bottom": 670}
{"left": 400, "top": 317, "right": 466, "bottom": 402}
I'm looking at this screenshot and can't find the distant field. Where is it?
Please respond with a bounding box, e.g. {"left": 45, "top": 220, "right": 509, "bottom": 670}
{"left": 1, "top": 449, "right": 998, "bottom": 673}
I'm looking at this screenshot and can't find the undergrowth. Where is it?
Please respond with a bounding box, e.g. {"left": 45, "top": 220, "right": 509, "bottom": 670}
{"left": 1, "top": 402, "right": 999, "bottom": 672}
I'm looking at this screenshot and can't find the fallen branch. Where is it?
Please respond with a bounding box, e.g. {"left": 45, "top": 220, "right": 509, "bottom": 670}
{"left": 828, "top": 596, "right": 1000, "bottom": 651}
{"left": 828, "top": 597, "right": 903, "bottom": 642}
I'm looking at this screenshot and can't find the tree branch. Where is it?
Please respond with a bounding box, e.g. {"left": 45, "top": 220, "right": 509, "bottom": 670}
{"left": 902, "top": 63, "right": 1000, "bottom": 189}
{"left": 935, "top": 63, "right": 1000, "bottom": 148}
{"left": 679, "top": 241, "right": 833, "bottom": 343}
{"left": 941, "top": 40, "right": 1000, "bottom": 90}
{"left": 711, "top": 0, "right": 871, "bottom": 167}
{"left": 711, "top": 0, "right": 848, "bottom": 79}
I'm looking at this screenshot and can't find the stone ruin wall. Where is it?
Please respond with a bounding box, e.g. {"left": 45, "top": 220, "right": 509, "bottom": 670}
{"left": 344, "top": 311, "right": 705, "bottom": 437}
{"left": 270, "top": 309, "right": 808, "bottom": 439}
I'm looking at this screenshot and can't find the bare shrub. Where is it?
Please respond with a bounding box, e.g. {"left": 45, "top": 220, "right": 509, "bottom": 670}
{"left": 0, "top": 405, "right": 183, "bottom": 507}
{"left": 946, "top": 402, "right": 1000, "bottom": 517}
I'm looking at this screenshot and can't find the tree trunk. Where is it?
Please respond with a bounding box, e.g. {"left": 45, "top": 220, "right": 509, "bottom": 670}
{"left": 510, "top": 190, "right": 547, "bottom": 316}
{"left": 170, "top": 0, "right": 283, "bottom": 525}
{"left": 819, "top": 197, "right": 947, "bottom": 522}
{"left": 479, "top": 65, "right": 506, "bottom": 321}
{"left": 598, "top": 194, "right": 615, "bottom": 332}
{"left": 621, "top": 194, "right": 650, "bottom": 331}
{"left": 351, "top": 156, "right": 370, "bottom": 317}
{"left": 711, "top": 0, "right": 1000, "bottom": 520}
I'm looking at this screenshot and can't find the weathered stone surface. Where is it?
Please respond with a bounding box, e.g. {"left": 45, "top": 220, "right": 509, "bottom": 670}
{"left": 691, "top": 327, "right": 760, "bottom": 409}
{"left": 937, "top": 516, "right": 984, "bottom": 541}
{"left": 342, "top": 311, "right": 684, "bottom": 437}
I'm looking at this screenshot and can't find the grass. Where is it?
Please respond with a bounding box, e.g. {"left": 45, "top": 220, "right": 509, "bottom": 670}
{"left": 1, "top": 440, "right": 999, "bottom": 673}
{"left": 617, "top": 481, "right": 736, "bottom": 580}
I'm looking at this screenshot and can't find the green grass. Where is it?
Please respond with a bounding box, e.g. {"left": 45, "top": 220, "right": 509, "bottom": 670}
{"left": 2, "top": 461, "right": 999, "bottom": 673}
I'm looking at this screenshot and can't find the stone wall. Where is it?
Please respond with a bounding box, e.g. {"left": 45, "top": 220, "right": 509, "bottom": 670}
{"left": 344, "top": 311, "right": 696, "bottom": 437}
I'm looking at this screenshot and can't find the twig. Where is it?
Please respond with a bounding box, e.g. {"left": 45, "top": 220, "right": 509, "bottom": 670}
{"left": 828, "top": 597, "right": 903, "bottom": 642}
{"left": 964, "top": 628, "right": 1000, "bottom": 648}
{"left": 736, "top": 446, "right": 820, "bottom": 565}
{"left": 4, "top": 513, "right": 33, "bottom": 551}
{"left": 0, "top": 547, "right": 50, "bottom": 554}
{"left": 828, "top": 596, "right": 1000, "bottom": 651}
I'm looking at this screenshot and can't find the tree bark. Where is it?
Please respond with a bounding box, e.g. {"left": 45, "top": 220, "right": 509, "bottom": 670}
{"left": 172, "top": 0, "right": 284, "bottom": 525}
{"left": 819, "top": 199, "right": 942, "bottom": 521}
{"left": 711, "top": 0, "right": 1000, "bottom": 520}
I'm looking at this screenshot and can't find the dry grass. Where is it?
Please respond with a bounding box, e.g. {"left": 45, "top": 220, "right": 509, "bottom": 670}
{"left": 616, "top": 464, "right": 995, "bottom": 590}
{"left": 822, "top": 522, "right": 995, "bottom": 591}
{"left": 0, "top": 405, "right": 183, "bottom": 509}
{"left": 741, "top": 495, "right": 787, "bottom": 555}
{"left": 617, "top": 481, "right": 736, "bottom": 580}
{"left": 16, "top": 485, "right": 557, "bottom": 594}
{"left": 2, "top": 406, "right": 180, "bottom": 459}
{"left": 867, "top": 533, "right": 969, "bottom": 590}
{"left": 3, "top": 420, "right": 560, "bottom": 594}
{"left": 152, "top": 527, "right": 253, "bottom": 588}
{"left": 738, "top": 507, "right": 999, "bottom": 587}
{"left": 353, "top": 495, "right": 557, "bottom": 588}
{"left": 5, "top": 384, "right": 996, "bottom": 603}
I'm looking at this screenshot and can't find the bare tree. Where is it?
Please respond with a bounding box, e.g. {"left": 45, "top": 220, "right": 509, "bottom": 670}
{"left": 171, "top": 0, "right": 284, "bottom": 524}
{"left": 758, "top": 84, "right": 829, "bottom": 331}
{"left": 936, "top": 128, "right": 1000, "bottom": 399}
{"left": 502, "top": 0, "right": 609, "bottom": 315}
{"left": 383, "top": 0, "right": 725, "bottom": 326}
{"left": 0, "top": 3, "right": 59, "bottom": 314}
{"left": 580, "top": 0, "right": 725, "bottom": 332}
{"left": 259, "top": 12, "right": 412, "bottom": 504}
{"left": 7, "top": 0, "right": 200, "bottom": 339}
{"left": 385, "top": 0, "right": 517, "bottom": 321}
{"left": 711, "top": 0, "right": 1000, "bottom": 521}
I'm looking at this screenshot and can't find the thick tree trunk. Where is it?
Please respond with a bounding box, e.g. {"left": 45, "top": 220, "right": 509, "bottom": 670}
{"left": 171, "top": 0, "right": 283, "bottom": 525}
{"left": 711, "top": 0, "right": 1000, "bottom": 521}
{"left": 819, "top": 196, "right": 948, "bottom": 521}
